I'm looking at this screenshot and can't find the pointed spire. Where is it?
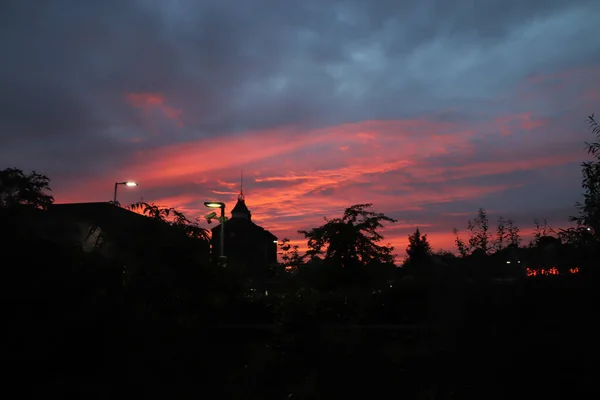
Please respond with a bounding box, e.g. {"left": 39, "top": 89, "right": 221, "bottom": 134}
{"left": 238, "top": 170, "right": 245, "bottom": 201}
{"left": 232, "top": 170, "right": 251, "bottom": 220}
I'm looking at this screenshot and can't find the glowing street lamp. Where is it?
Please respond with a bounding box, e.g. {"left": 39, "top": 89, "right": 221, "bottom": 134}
{"left": 113, "top": 181, "right": 138, "bottom": 205}
{"left": 204, "top": 201, "right": 227, "bottom": 267}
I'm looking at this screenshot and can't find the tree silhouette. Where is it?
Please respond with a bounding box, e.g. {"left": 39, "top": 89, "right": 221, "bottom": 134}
{"left": 129, "top": 201, "right": 173, "bottom": 221}
{"left": 506, "top": 218, "right": 521, "bottom": 248}
{"left": 558, "top": 226, "right": 595, "bottom": 248}
{"left": 531, "top": 218, "right": 554, "bottom": 247}
{"left": 495, "top": 216, "right": 508, "bottom": 251}
{"left": 129, "top": 201, "right": 209, "bottom": 241}
{"left": 570, "top": 113, "right": 600, "bottom": 241}
{"left": 467, "top": 208, "right": 491, "bottom": 254}
{"left": 278, "top": 237, "right": 304, "bottom": 271}
{"left": 0, "top": 167, "right": 54, "bottom": 210}
{"left": 404, "top": 227, "right": 432, "bottom": 268}
{"left": 298, "top": 204, "right": 397, "bottom": 268}
{"left": 171, "top": 209, "right": 211, "bottom": 241}
{"left": 452, "top": 228, "right": 469, "bottom": 257}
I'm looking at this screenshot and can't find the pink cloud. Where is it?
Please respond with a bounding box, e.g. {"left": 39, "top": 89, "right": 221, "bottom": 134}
{"left": 496, "top": 112, "right": 548, "bottom": 136}
{"left": 61, "top": 114, "right": 581, "bottom": 249}
{"left": 55, "top": 64, "right": 595, "bottom": 254}
{"left": 125, "top": 92, "right": 184, "bottom": 129}
{"left": 518, "top": 66, "right": 600, "bottom": 107}
{"left": 55, "top": 111, "right": 582, "bottom": 254}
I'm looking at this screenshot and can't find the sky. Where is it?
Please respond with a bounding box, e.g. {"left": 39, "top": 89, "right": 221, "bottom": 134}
{"left": 1, "top": 0, "right": 600, "bottom": 257}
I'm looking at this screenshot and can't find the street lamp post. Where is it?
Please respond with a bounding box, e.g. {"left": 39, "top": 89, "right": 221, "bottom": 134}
{"left": 204, "top": 201, "right": 227, "bottom": 267}
{"left": 113, "top": 181, "right": 138, "bottom": 205}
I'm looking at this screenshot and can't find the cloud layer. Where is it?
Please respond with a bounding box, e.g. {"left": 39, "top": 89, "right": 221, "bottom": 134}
{"left": 2, "top": 0, "right": 599, "bottom": 256}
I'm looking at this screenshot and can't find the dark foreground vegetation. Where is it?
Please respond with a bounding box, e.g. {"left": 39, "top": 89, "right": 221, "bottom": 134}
{"left": 2, "top": 115, "right": 600, "bottom": 398}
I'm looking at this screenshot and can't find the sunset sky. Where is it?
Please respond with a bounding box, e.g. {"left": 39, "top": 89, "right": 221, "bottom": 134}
{"left": 2, "top": 0, "right": 599, "bottom": 256}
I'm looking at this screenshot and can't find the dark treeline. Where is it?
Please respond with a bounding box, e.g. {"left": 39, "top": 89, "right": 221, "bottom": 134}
{"left": 2, "top": 115, "right": 600, "bottom": 398}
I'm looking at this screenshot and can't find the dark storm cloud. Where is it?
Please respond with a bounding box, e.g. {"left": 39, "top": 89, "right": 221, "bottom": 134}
{"left": 0, "top": 0, "right": 170, "bottom": 178}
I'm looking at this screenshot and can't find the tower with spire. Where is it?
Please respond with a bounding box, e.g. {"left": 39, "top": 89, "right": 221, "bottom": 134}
{"left": 231, "top": 171, "right": 251, "bottom": 220}
{"left": 209, "top": 171, "right": 278, "bottom": 275}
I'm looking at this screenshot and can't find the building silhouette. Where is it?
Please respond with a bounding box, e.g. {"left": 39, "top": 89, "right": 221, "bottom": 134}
{"left": 210, "top": 185, "right": 278, "bottom": 275}
{"left": 47, "top": 202, "right": 210, "bottom": 262}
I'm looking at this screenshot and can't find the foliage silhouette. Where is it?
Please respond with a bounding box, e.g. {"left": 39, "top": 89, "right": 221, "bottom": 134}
{"left": 530, "top": 218, "right": 554, "bottom": 247}
{"left": 129, "top": 201, "right": 210, "bottom": 242}
{"left": 0, "top": 167, "right": 54, "bottom": 210}
{"left": 298, "top": 203, "right": 397, "bottom": 269}
{"left": 494, "top": 216, "right": 508, "bottom": 251}
{"left": 403, "top": 227, "right": 433, "bottom": 273}
{"left": 506, "top": 217, "right": 521, "bottom": 247}
{"left": 571, "top": 114, "right": 600, "bottom": 242}
{"left": 277, "top": 237, "right": 304, "bottom": 271}
{"left": 452, "top": 227, "right": 469, "bottom": 257}
{"left": 467, "top": 207, "right": 492, "bottom": 254}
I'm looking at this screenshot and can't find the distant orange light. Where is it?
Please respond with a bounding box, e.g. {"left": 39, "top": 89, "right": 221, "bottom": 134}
{"left": 569, "top": 267, "right": 580, "bottom": 274}
{"left": 526, "top": 267, "right": 560, "bottom": 277}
